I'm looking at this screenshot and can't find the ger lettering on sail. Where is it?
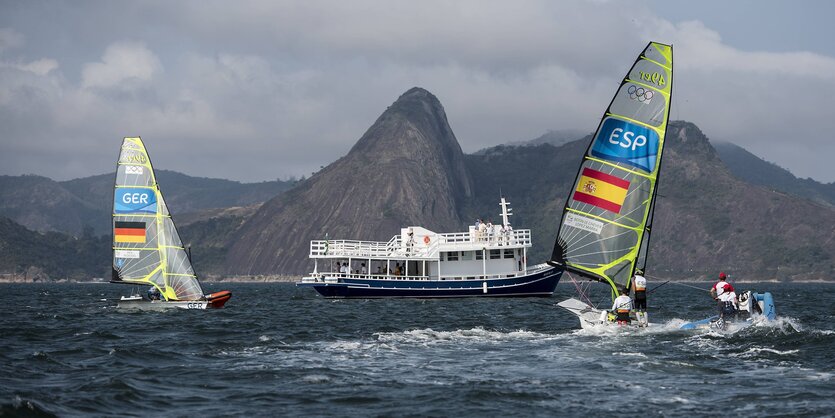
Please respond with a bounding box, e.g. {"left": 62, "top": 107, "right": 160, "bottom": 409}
{"left": 550, "top": 42, "right": 673, "bottom": 297}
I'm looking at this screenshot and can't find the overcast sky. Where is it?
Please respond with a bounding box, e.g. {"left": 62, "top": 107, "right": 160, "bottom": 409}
{"left": 2, "top": 0, "right": 834, "bottom": 183}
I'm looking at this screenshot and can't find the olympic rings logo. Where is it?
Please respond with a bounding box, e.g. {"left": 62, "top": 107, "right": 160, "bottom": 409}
{"left": 627, "top": 85, "right": 653, "bottom": 104}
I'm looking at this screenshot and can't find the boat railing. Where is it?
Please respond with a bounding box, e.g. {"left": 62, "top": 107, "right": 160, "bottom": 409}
{"left": 309, "top": 238, "right": 400, "bottom": 258}
{"left": 309, "top": 229, "right": 531, "bottom": 258}
{"left": 438, "top": 229, "right": 531, "bottom": 247}
{"left": 310, "top": 235, "right": 435, "bottom": 258}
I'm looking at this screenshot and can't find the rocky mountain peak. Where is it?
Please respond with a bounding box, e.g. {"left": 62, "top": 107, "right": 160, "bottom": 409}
{"left": 225, "top": 87, "right": 475, "bottom": 274}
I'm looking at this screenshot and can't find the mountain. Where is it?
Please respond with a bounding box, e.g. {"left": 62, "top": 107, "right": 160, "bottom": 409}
{"left": 3, "top": 84, "right": 834, "bottom": 281}
{"left": 465, "top": 121, "right": 835, "bottom": 280}
{"left": 225, "top": 87, "right": 474, "bottom": 274}
{"left": 0, "top": 171, "right": 294, "bottom": 236}
{"left": 713, "top": 142, "right": 835, "bottom": 207}
{"left": 0, "top": 216, "right": 110, "bottom": 281}
{"left": 0, "top": 175, "right": 103, "bottom": 238}
{"left": 472, "top": 129, "right": 587, "bottom": 155}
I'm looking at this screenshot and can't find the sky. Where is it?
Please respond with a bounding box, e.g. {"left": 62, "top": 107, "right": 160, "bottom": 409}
{"left": 1, "top": 0, "right": 834, "bottom": 183}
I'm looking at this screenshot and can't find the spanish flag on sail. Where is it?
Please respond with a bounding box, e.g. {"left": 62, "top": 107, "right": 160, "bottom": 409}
{"left": 573, "top": 168, "right": 630, "bottom": 214}
{"left": 114, "top": 221, "right": 147, "bottom": 243}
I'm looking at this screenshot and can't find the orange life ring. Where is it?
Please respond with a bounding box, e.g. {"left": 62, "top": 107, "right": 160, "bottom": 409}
{"left": 423, "top": 236, "right": 431, "bottom": 244}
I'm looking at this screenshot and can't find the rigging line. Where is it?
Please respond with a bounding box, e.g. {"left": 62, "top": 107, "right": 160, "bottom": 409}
{"left": 665, "top": 281, "right": 711, "bottom": 293}
{"left": 567, "top": 271, "right": 595, "bottom": 307}
{"left": 646, "top": 280, "right": 670, "bottom": 294}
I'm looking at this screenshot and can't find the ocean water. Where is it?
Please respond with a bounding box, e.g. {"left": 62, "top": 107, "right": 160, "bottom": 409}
{"left": 1, "top": 281, "right": 833, "bottom": 417}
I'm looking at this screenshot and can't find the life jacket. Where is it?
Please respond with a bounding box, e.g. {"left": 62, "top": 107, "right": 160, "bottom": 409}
{"left": 634, "top": 275, "right": 647, "bottom": 292}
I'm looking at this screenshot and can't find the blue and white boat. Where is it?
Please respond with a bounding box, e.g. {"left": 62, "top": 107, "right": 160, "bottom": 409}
{"left": 680, "top": 290, "right": 777, "bottom": 331}
{"left": 296, "top": 198, "right": 561, "bottom": 298}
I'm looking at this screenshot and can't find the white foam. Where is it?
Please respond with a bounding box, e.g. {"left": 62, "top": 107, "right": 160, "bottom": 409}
{"left": 373, "top": 327, "right": 559, "bottom": 346}
{"left": 301, "top": 374, "right": 331, "bottom": 384}
{"left": 258, "top": 335, "right": 271, "bottom": 342}
{"left": 612, "top": 352, "right": 647, "bottom": 358}
{"left": 732, "top": 347, "right": 800, "bottom": 358}
{"left": 572, "top": 319, "right": 689, "bottom": 337}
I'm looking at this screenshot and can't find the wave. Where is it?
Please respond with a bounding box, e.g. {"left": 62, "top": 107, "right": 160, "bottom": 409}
{"left": 371, "top": 327, "right": 560, "bottom": 346}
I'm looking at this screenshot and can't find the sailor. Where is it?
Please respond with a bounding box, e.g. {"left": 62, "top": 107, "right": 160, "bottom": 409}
{"left": 631, "top": 271, "right": 648, "bottom": 326}
{"left": 611, "top": 288, "right": 633, "bottom": 325}
{"left": 406, "top": 231, "right": 415, "bottom": 255}
{"left": 486, "top": 220, "right": 494, "bottom": 242}
{"left": 147, "top": 286, "right": 161, "bottom": 301}
{"left": 710, "top": 272, "right": 738, "bottom": 319}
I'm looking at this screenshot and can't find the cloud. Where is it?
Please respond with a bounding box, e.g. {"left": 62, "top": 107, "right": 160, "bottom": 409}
{"left": 81, "top": 41, "right": 162, "bottom": 89}
{"left": 0, "top": 28, "right": 24, "bottom": 52}
{"left": 1, "top": 1, "right": 834, "bottom": 182}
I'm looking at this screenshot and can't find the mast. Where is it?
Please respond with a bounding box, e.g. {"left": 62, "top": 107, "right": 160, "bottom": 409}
{"left": 549, "top": 42, "right": 673, "bottom": 296}
{"left": 499, "top": 197, "right": 512, "bottom": 229}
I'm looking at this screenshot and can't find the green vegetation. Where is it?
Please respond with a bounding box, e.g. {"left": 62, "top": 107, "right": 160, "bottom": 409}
{"left": 0, "top": 219, "right": 110, "bottom": 280}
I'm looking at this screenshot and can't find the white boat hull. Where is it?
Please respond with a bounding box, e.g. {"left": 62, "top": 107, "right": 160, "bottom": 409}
{"left": 116, "top": 296, "right": 208, "bottom": 310}
{"left": 557, "top": 298, "right": 651, "bottom": 330}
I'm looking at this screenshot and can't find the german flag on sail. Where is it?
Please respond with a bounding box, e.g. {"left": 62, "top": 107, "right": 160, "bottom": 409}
{"left": 573, "top": 168, "right": 630, "bottom": 214}
{"left": 114, "top": 221, "right": 146, "bottom": 243}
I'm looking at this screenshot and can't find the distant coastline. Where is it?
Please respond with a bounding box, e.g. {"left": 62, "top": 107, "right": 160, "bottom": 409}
{"left": 0, "top": 275, "right": 301, "bottom": 284}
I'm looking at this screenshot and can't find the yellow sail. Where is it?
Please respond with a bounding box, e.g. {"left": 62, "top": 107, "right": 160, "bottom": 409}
{"left": 111, "top": 137, "right": 204, "bottom": 301}
{"left": 551, "top": 42, "right": 673, "bottom": 296}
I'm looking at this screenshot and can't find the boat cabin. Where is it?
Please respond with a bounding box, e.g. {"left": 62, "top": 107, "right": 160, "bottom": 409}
{"left": 305, "top": 224, "right": 532, "bottom": 283}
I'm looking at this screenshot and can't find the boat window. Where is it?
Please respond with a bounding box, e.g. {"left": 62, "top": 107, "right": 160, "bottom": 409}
{"left": 446, "top": 251, "right": 459, "bottom": 261}
{"left": 503, "top": 249, "right": 514, "bottom": 259}
{"left": 489, "top": 249, "right": 501, "bottom": 259}
{"left": 476, "top": 251, "right": 484, "bottom": 260}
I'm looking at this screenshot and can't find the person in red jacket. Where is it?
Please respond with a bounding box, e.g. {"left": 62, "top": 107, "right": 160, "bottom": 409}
{"left": 709, "top": 272, "right": 737, "bottom": 319}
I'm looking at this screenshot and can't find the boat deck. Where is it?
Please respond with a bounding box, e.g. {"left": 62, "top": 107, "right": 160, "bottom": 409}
{"left": 309, "top": 228, "right": 531, "bottom": 260}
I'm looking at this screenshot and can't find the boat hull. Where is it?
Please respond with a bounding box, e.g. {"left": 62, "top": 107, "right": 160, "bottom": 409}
{"left": 117, "top": 298, "right": 209, "bottom": 310}
{"left": 557, "top": 298, "right": 651, "bottom": 329}
{"left": 116, "top": 291, "right": 232, "bottom": 310}
{"left": 297, "top": 266, "right": 562, "bottom": 298}
{"left": 680, "top": 292, "right": 776, "bottom": 330}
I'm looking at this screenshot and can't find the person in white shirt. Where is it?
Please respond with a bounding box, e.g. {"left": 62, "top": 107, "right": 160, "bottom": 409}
{"left": 486, "top": 221, "right": 494, "bottom": 242}
{"left": 710, "top": 272, "right": 737, "bottom": 320}
{"left": 611, "top": 289, "right": 633, "bottom": 325}
{"left": 360, "top": 263, "right": 367, "bottom": 275}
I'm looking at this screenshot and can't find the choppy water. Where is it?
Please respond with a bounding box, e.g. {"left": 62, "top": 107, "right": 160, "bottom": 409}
{"left": 1, "top": 281, "right": 833, "bottom": 417}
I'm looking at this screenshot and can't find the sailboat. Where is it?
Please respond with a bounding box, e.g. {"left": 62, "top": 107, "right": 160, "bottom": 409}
{"left": 111, "top": 137, "right": 232, "bottom": 310}
{"left": 549, "top": 42, "right": 673, "bottom": 329}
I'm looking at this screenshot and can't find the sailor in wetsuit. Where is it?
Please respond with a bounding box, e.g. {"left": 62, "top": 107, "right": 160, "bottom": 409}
{"left": 631, "top": 272, "right": 648, "bottom": 327}
{"left": 611, "top": 288, "right": 633, "bottom": 325}
{"left": 147, "top": 286, "right": 161, "bottom": 301}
